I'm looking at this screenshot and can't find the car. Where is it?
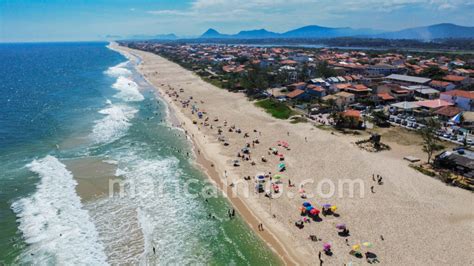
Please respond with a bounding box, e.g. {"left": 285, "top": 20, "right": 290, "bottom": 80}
{"left": 467, "top": 139, "right": 474, "bottom": 146}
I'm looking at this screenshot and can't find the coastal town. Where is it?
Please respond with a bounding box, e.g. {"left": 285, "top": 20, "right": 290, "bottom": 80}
{"left": 123, "top": 41, "right": 474, "bottom": 190}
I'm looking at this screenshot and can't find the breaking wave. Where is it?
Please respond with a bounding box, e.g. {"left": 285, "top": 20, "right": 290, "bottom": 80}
{"left": 91, "top": 103, "right": 138, "bottom": 144}
{"left": 112, "top": 76, "right": 144, "bottom": 102}
{"left": 104, "top": 62, "right": 132, "bottom": 78}
{"left": 11, "top": 156, "right": 108, "bottom": 265}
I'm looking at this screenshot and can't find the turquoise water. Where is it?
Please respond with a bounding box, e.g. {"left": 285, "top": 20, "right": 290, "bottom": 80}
{"left": 0, "top": 42, "right": 279, "bottom": 265}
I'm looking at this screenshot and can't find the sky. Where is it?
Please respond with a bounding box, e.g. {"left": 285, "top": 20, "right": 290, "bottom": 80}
{"left": 1, "top": 0, "right": 473, "bottom": 42}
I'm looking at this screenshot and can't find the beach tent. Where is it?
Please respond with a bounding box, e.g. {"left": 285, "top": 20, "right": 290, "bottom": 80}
{"left": 450, "top": 112, "right": 463, "bottom": 124}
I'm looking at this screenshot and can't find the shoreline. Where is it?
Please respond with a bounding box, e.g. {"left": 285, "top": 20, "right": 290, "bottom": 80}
{"left": 112, "top": 43, "right": 474, "bottom": 265}
{"left": 112, "top": 43, "right": 297, "bottom": 265}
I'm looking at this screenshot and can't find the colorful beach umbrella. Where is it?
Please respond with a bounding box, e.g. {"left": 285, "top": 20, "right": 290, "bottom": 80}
{"left": 302, "top": 202, "right": 311, "bottom": 207}
{"left": 323, "top": 243, "right": 331, "bottom": 251}
{"left": 273, "top": 174, "right": 283, "bottom": 179}
{"left": 306, "top": 206, "right": 314, "bottom": 212}
{"left": 362, "top": 242, "right": 373, "bottom": 248}
{"left": 352, "top": 244, "right": 361, "bottom": 251}
{"left": 323, "top": 204, "right": 332, "bottom": 208}
{"left": 336, "top": 223, "right": 346, "bottom": 230}
{"left": 330, "top": 205, "right": 338, "bottom": 212}
{"left": 309, "top": 208, "right": 320, "bottom": 215}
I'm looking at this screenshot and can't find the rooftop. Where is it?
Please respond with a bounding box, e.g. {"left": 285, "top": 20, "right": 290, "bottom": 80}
{"left": 385, "top": 74, "right": 431, "bottom": 84}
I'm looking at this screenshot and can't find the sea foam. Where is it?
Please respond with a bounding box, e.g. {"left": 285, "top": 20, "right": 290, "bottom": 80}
{"left": 104, "top": 62, "right": 132, "bottom": 78}
{"left": 11, "top": 156, "right": 108, "bottom": 265}
{"left": 112, "top": 76, "right": 144, "bottom": 102}
{"left": 91, "top": 103, "right": 138, "bottom": 144}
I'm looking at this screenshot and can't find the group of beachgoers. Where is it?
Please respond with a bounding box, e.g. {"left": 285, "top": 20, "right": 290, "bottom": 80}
{"left": 162, "top": 85, "right": 381, "bottom": 265}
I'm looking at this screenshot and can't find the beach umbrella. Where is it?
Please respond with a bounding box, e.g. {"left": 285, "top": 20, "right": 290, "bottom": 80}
{"left": 300, "top": 207, "right": 306, "bottom": 213}
{"left": 278, "top": 163, "right": 286, "bottom": 169}
{"left": 309, "top": 208, "right": 320, "bottom": 216}
{"left": 336, "top": 223, "right": 346, "bottom": 230}
{"left": 302, "top": 202, "right": 311, "bottom": 207}
{"left": 352, "top": 244, "right": 361, "bottom": 251}
{"left": 323, "top": 204, "right": 332, "bottom": 209}
{"left": 323, "top": 243, "right": 331, "bottom": 251}
{"left": 362, "top": 242, "right": 373, "bottom": 248}
{"left": 273, "top": 174, "right": 283, "bottom": 179}
{"left": 306, "top": 206, "right": 314, "bottom": 212}
{"left": 330, "top": 205, "right": 338, "bottom": 212}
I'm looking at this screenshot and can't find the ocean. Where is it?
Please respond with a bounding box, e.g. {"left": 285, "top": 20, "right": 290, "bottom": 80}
{"left": 0, "top": 42, "right": 279, "bottom": 265}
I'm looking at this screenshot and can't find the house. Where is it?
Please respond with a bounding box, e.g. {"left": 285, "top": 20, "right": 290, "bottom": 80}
{"left": 442, "top": 75, "right": 472, "bottom": 87}
{"left": 429, "top": 80, "right": 455, "bottom": 92}
{"left": 366, "top": 64, "right": 404, "bottom": 77}
{"left": 287, "top": 82, "right": 306, "bottom": 91}
{"left": 306, "top": 85, "right": 326, "bottom": 98}
{"left": 415, "top": 99, "right": 453, "bottom": 112}
{"left": 375, "top": 93, "right": 395, "bottom": 104}
{"left": 434, "top": 106, "right": 462, "bottom": 120}
{"left": 385, "top": 74, "right": 431, "bottom": 86}
{"left": 333, "top": 91, "right": 355, "bottom": 108}
{"left": 405, "top": 85, "right": 439, "bottom": 99}
{"left": 435, "top": 151, "right": 474, "bottom": 180}
{"left": 440, "top": 90, "right": 474, "bottom": 111}
{"left": 286, "top": 89, "right": 306, "bottom": 100}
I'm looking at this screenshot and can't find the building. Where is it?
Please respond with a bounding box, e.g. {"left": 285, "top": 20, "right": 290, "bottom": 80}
{"left": 385, "top": 74, "right": 431, "bottom": 86}
{"left": 435, "top": 150, "right": 474, "bottom": 180}
{"left": 306, "top": 85, "right": 326, "bottom": 98}
{"left": 442, "top": 75, "right": 472, "bottom": 87}
{"left": 429, "top": 80, "right": 455, "bottom": 92}
{"left": 440, "top": 90, "right": 474, "bottom": 111}
{"left": 286, "top": 89, "right": 306, "bottom": 100}
{"left": 366, "top": 64, "right": 404, "bottom": 77}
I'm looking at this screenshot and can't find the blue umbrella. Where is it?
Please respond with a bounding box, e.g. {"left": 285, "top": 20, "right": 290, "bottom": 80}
{"left": 450, "top": 112, "right": 462, "bottom": 124}
{"left": 306, "top": 206, "right": 314, "bottom": 212}
{"left": 302, "top": 202, "right": 311, "bottom": 207}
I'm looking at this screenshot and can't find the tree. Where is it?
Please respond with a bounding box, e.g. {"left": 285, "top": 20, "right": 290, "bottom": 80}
{"left": 315, "top": 61, "right": 337, "bottom": 78}
{"left": 419, "top": 118, "right": 444, "bottom": 164}
{"left": 420, "top": 66, "right": 447, "bottom": 80}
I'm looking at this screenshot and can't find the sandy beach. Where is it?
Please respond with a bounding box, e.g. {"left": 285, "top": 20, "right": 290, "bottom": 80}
{"left": 113, "top": 43, "right": 473, "bottom": 265}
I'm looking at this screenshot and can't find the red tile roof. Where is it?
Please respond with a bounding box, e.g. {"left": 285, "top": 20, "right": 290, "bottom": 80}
{"left": 443, "top": 75, "right": 466, "bottom": 82}
{"left": 415, "top": 99, "right": 453, "bottom": 109}
{"left": 441, "top": 90, "right": 474, "bottom": 100}
{"left": 377, "top": 93, "right": 395, "bottom": 101}
{"left": 341, "top": 109, "right": 361, "bottom": 118}
{"left": 430, "top": 80, "right": 452, "bottom": 87}
{"left": 287, "top": 89, "right": 305, "bottom": 99}
{"left": 434, "top": 106, "right": 462, "bottom": 117}
{"left": 307, "top": 84, "right": 325, "bottom": 92}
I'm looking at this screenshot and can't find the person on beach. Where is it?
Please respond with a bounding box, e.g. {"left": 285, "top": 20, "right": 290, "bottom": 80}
{"left": 371, "top": 186, "right": 375, "bottom": 193}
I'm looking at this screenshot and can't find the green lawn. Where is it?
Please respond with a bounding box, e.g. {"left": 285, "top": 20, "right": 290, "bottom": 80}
{"left": 255, "top": 99, "right": 295, "bottom": 119}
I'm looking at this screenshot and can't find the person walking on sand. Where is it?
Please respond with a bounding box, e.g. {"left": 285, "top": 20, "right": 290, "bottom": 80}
{"left": 371, "top": 186, "right": 375, "bottom": 193}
